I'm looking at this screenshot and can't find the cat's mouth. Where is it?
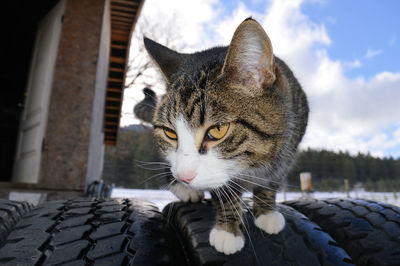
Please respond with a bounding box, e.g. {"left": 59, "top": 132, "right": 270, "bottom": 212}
{"left": 171, "top": 169, "right": 234, "bottom": 190}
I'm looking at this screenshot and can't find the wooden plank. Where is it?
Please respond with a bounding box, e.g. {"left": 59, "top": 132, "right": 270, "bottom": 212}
{"left": 109, "top": 67, "right": 124, "bottom": 72}
{"left": 106, "top": 97, "right": 121, "bottom": 102}
{"left": 111, "top": 7, "right": 137, "bottom": 15}
{"left": 108, "top": 77, "right": 123, "bottom": 83}
{"left": 105, "top": 113, "right": 120, "bottom": 118}
{"left": 112, "top": 23, "right": 131, "bottom": 30}
{"left": 110, "top": 56, "right": 126, "bottom": 63}
{"left": 111, "top": 15, "right": 134, "bottom": 23}
{"left": 111, "top": 10, "right": 136, "bottom": 20}
{"left": 107, "top": 88, "right": 123, "bottom": 94}
{"left": 105, "top": 121, "right": 119, "bottom": 126}
{"left": 112, "top": 25, "right": 131, "bottom": 32}
{"left": 111, "top": 34, "right": 129, "bottom": 42}
{"left": 112, "top": 20, "right": 131, "bottom": 26}
{"left": 112, "top": 0, "right": 139, "bottom": 7}
{"left": 111, "top": 13, "right": 134, "bottom": 22}
{"left": 105, "top": 106, "right": 120, "bottom": 110}
{"left": 112, "top": 29, "right": 130, "bottom": 35}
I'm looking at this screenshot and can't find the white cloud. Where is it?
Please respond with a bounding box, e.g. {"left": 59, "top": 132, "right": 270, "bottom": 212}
{"left": 343, "top": 59, "right": 361, "bottom": 68}
{"left": 122, "top": 0, "right": 400, "bottom": 158}
{"left": 365, "top": 48, "right": 382, "bottom": 58}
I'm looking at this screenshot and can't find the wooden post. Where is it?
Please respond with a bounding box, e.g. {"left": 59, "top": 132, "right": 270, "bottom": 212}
{"left": 300, "top": 172, "right": 312, "bottom": 192}
{"left": 344, "top": 179, "right": 350, "bottom": 198}
{"left": 300, "top": 172, "right": 312, "bottom": 199}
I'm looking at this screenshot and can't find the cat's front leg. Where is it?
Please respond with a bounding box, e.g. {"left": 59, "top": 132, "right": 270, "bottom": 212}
{"left": 170, "top": 182, "right": 204, "bottom": 203}
{"left": 209, "top": 190, "right": 244, "bottom": 255}
{"left": 253, "top": 185, "right": 285, "bottom": 234}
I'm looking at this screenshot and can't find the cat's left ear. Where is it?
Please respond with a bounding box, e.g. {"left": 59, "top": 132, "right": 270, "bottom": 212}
{"left": 144, "top": 37, "right": 189, "bottom": 83}
{"left": 222, "top": 18, "right": 275, "bottom": 93}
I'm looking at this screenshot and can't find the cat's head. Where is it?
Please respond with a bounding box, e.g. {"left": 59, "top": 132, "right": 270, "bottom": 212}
{"left": 144, "top": 18, "right": 288, "bottom": 190}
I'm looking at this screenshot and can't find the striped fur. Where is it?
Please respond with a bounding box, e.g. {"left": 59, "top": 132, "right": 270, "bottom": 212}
{"left": 145, "top": 18, "right": 308, "bottom": 254}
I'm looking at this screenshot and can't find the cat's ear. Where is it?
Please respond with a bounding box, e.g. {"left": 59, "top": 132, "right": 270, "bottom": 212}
{"left": 222, "top": 18, "right": 275, "bottom": 92}
{"left": 144, "top": 37, "right": 189, "bottom": 83}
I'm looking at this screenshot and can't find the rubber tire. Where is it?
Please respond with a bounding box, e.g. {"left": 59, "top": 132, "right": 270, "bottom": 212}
{"left": 163, "top": 199, "right": 354, "bottom": 266}
{"left": 0, "top": 199, "right": 33, "bottom": 248}
{"left": 0, "top": 198, "right": 181, "bottom": 266}
{"left": 285, "top": 198, "right": 400, "bottom": 266}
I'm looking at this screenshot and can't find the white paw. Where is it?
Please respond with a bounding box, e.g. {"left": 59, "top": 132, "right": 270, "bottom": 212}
{"left": 170, "top": 183, "right": 203, "bottom": 203}
{"left": 255, "top": 211, "right": 285, "bottom": 234}
{"left": 209, "top": 228, "right": 244, "bottom": 255}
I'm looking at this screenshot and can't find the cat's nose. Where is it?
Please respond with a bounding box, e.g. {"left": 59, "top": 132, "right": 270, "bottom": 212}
{"left": 177, "top": 170, "right": 196, "bottom": 184}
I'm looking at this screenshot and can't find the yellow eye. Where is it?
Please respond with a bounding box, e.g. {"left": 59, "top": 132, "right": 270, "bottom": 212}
{"left": 164, "top": 128, "right": 177, "bottom": 140}
{"left": 207, "top": 124, "right": 229, "bottom": 140}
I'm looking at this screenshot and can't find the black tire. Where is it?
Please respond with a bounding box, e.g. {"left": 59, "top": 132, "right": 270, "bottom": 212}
{"left": 285, "top": 198, "right": 400, "bottom": 266}
{"left": 163, "top": 200, "right": 354, "bottom": 266}
{"left": 0, "top": 199, "right": 33, "bottom": 248}
{"left": 0, "top": 198, "right": 181, "bottom": 266}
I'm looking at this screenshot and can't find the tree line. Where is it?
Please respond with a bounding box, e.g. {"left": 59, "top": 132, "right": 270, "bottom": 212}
{"left": 103, "top": 126, "right": 400, "bottom": 192}
{"left": 287, "top": 148, "right": 400, "bottom": 192}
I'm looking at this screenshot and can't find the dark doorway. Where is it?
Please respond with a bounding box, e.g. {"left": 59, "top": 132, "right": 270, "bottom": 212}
{"left": 0, "top": 1, "right": 60, "bottom": 181}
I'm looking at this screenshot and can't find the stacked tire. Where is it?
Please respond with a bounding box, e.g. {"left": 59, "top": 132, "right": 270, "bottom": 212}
{"left": 0, "top": 197, "right": 398, "bottom": 265}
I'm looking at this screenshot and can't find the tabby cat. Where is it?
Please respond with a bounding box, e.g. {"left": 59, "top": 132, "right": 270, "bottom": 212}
{"left": 144, "top": 18, "right": 308, "bottom": 255}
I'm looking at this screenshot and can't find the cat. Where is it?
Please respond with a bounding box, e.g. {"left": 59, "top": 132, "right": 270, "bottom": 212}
{"left": 134, "top": 87, "right": 157, "bottom": 123}
{"left": 144, "top": 18, "right": 308, "bottom": 255}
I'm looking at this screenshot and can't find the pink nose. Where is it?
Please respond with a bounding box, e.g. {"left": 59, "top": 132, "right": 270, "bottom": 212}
{"left": 177, "top": 170, "right": 196, "bottom": 184}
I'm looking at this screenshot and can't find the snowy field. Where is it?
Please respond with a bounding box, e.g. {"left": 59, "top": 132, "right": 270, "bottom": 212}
{"left": 111, "top": 188, "right": 400, "bottom": 210}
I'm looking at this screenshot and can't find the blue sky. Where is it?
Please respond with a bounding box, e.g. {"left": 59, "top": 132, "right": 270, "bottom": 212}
{"left": 124, "top": 0, "right": 400, "bottom": 158}
{"left": 217, "top": 0, "right": 400, "bottom": 79}
{"left": 302, "top": 0, "right": 400, "bottom": 79}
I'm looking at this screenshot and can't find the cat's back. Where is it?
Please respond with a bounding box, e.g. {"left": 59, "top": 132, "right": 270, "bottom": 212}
{"left": 274, "top": 56, "right": 309, "bottom": 146}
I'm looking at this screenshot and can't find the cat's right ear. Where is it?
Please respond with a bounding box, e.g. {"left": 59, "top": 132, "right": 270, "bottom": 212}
{"left": 143, "top": 37, "right": 189, "bottom": 83}
{"left": 221, "top": 18, "right": 276, "bottom": 95}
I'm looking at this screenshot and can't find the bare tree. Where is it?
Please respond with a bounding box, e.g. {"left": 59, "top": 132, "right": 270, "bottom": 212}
{"left": 125, "top": 16, "right": 188, "bottom": 91}
{"left": 122, "top": 16, "right": 189, "bottom": 124}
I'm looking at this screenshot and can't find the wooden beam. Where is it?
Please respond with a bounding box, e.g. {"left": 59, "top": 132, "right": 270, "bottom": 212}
{"left": 108, "top": 77, "right": 124, "bottom": 83}
{"left": 104, "top": 140, "right": 116, "bottom": 145}
{"left": 110, "top": 56, "right": 126, "bottom": 63}
{"left": 111, "top": 15, "right": 134, "bottom": 23}
{"left": 111, "top": 11, "right": 135, "bottom": 19}
{"left": 106, "top": 97, "right": 121, "bottom": 102}
{"left": 105, "top": 113, "right": 120, "bottom": 118}
{"left": 105, "top": 106, "right": 120, "bottom": 110}
{"left": 112, "top": 0, "right": 139, "bottom": 7}
{"left": 112, "top": 29, "right": 130, "bottom": 36}
{"left": 107, "top": 88, "right": 123, "bottom": 94}
{"left": 112, "top": 26, "right": 131, "bottom": 32}
{"left": 111, "top": 7, "right": 137, "bottom": 15}
{"left": 109, "top": 67, "right": 124, "bottom": 72}
{"left": 105, "top": 121, "right": 119, "bottom": 126}
{"left": 111, "top": 34, "right": 129, "bottom": 42}
{"left": 112, "top": 23, "right": 131, "bottom": 30}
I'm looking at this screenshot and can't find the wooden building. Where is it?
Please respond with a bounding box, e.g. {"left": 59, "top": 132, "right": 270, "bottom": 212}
{"left": 0, "top": 0, "right": 144, "bottom": 201}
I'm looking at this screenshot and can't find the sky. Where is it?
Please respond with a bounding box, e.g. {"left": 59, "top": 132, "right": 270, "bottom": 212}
{"left": 121, "top": 0, "right": 400, "bottom": 158}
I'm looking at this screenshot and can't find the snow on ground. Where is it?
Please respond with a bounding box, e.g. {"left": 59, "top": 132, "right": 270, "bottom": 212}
{"left": 111, "top": 188, "right": 400, "bottom": 210}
